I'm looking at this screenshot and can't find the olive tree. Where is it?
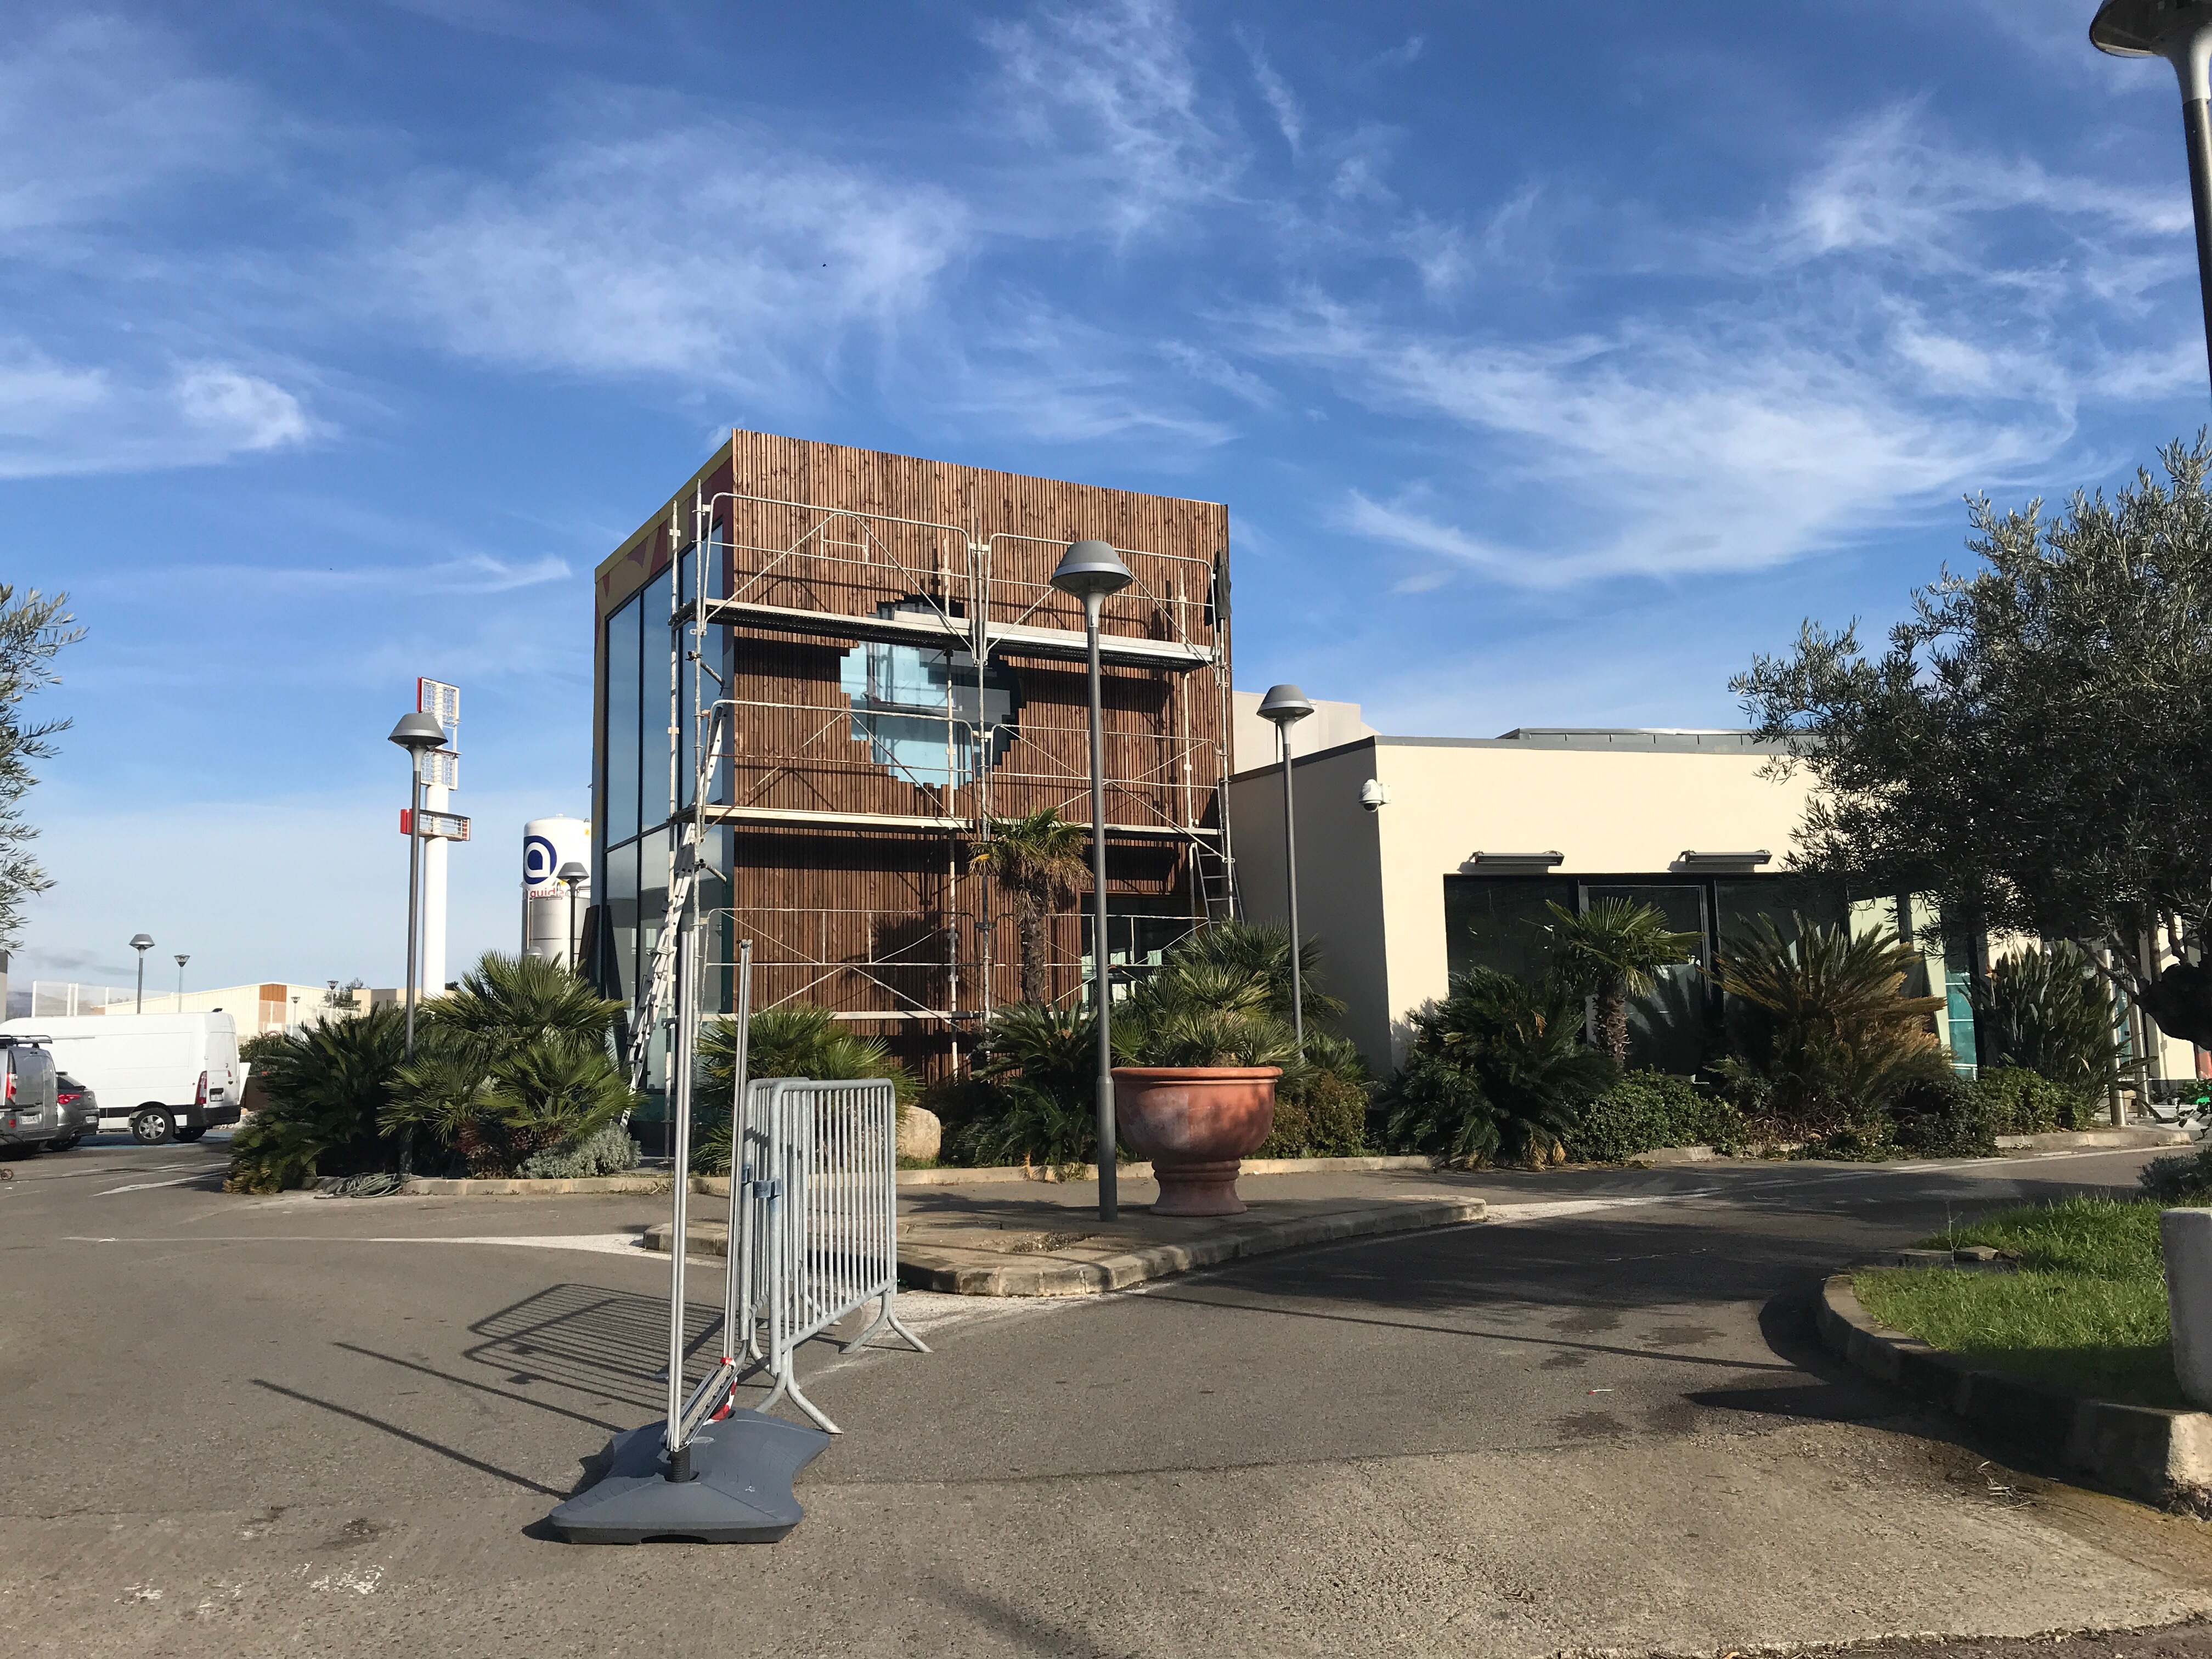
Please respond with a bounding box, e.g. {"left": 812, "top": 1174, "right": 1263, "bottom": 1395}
{"left": 1731, "top": 437, "right": 2212, "bottom": 1046}
{"left": 0, "top": 587, "right": 82, "bottom": 948}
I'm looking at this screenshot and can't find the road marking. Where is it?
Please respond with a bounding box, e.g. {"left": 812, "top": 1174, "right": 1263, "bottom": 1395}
{"left": 66, "top": 1231, "right": 661, "bottom": 1256}
{"left": 97, "top": 1174, "right": 223, "bottom": 1196}
{"left": 1487, "top": 1193, "right": 1717, "bottom": 1223}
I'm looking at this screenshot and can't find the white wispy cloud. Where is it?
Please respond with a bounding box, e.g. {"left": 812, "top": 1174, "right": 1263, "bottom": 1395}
{"left": 982, "top": 0, "right": 1244, "bottom": 241}
{"left": 1279, "top": 303, "right": 2069, "bottom": 587}
{"left": 1234, "top": 98, "right": 2203, "bottom": 589}
{"left": 138, "top": 553, "right": 569, "bottom": 599}
{"left": 0, "top": 347, "right": 313, "bottom": 479}
{"left": 1235, "top": 27, "right": 1304, "bottom": 155}
{"left": 0, "top": 15, "right": 262, "bottom": 241}
{"left": 370, "top": 121, "right": 966, "bottom": 394}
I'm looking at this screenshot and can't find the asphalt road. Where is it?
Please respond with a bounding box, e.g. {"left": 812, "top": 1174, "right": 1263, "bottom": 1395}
{"left": 7, "top": 1136, "right": 2212, "bottom": 1657}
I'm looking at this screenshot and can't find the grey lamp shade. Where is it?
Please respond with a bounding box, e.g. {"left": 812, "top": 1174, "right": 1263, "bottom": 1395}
{"left": 1257, "top": 683, "right": 1316, "bottom": 725}
{"left": 388, "top": 712, "right": 448, "bottom": 751}
{"left": 2092, "top": 0, "right": 2212, "bottom": 54}
{"left": 1049, "top": 539, "right": 1134, "bottom": 600}
{"left": 557, "top": 861, "right": 589, "bottom": 883}
{"left": 129, "top": 934, "right": 154, "bottom": 951}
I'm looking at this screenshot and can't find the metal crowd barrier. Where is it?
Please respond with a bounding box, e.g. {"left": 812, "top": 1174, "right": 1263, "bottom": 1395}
{"left": 733, "top": 1075, "right": 929, "bottom": 1433}
{"left": 663, "top": 940, "right": 928, "bottom": 1459}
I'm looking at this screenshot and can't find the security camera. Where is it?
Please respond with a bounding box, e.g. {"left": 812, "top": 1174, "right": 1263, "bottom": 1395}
{"left": 1359, "top": 778, "right": 1387, "bottom": 812}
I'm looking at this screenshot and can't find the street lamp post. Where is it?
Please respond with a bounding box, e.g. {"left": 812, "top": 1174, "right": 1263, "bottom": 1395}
{"left": 1050, "top": 538, "right": 1134, "bottom": 1223}
{"left": 173, "top": 953, "right": 189, "bottom": 1012}
{"left": 129, "top": 934, "right": 153, "bottom": 1013}
{"left": 390, "top": 712, "right": 447, "bottom": 1176}
{"left": 1257, "top": 685, "right": 1317, "bottom": 1051}
{"left": 2094, "top": 0, "right": 2212, "bottom": 397}
{"left": 557, "top": 860, "right": 589, "bottom": 974}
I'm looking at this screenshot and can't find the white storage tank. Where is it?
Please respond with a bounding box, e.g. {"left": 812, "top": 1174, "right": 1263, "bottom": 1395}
{"left": 523, "top": 816, "right": 592, "bottom": 968}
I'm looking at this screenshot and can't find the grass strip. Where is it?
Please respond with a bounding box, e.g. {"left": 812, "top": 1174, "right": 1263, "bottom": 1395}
{"left": 1851, "top": 1194, "right": 2196, "bottom": 1410}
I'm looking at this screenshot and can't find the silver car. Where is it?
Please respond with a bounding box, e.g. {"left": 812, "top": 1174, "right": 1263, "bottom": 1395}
{"left": 0, "top": 1037, "right": 60, "bottom": 1152}
{"left": 49, "top": 1071, "right": 97, "bottom": 1150}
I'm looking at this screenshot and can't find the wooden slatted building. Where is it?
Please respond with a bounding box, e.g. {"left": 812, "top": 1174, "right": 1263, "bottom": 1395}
{"left": 590, "top": 430, "right": 1236, "bottom": 1086}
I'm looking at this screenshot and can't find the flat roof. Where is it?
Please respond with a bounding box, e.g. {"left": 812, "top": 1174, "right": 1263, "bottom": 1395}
{"left": 1228, "top": 726, "right": 1788, "bottom": 782}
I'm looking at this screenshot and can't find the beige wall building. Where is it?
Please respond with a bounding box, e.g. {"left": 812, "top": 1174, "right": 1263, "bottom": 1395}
{"left": 114, "top": 983, "right": 370, "bottom": 1037}
{"left": 1233, "top": 725, "right": 1834, "bottom": 1070}
{"left": 1228, "top": 715, "right": 2202, "bottom": 1086}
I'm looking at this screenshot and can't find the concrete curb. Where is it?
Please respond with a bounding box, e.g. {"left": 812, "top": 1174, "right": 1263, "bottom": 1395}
{"left": 1994, "top": 1128, "right": 2192, "bottom": 1151}
{"left": 396, "top": 1154, "right": 1440, "bottom": 1200}
{"left": 645, "top": 1197, "right": 1489, "bottom": 1295}
{"left": 1817, "top": 1271, "right": 2212, "bottom": 1514}
{"left": 399, "top": 1174, "right": 674, "bottom": 1196}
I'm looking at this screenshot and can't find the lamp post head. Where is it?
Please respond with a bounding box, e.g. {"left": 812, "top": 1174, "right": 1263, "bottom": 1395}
{"left": 1257, "top": 684, "right": 1316, "bottom": 727}
{"left": 129, "top": 934, "right": 153, "bottom": 954}
{"left": 556, "top": 860, "right": 588, "bottom": 887}
{"left": 174, "top": 953, "right": 189, "bottom": 968}
{"left": 388, "top": 712, "right": 447, "bottom": 752}
{"left": 2092, "top": 0, "right": 2212, "bottom": 56}
{"left": 1049, "top": 540, "right": 1133, "bottom": 605}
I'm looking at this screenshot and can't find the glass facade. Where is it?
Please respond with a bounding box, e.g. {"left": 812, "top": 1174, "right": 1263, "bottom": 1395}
{"left": 1442, "top": 872, "right": 1853, "bottom": 1075}
{"left": 599, "top": 540, "right": 729, "bottom": 1102}
{"left": 838, "top": 602, "right": 1018, "bottom": 787}
{"left": 1442, "top": 876, "right": 1576, "bottom": 986}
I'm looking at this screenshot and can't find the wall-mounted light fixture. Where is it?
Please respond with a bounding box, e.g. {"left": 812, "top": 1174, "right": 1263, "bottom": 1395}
{"left": 1466, "top": 851, "right": 1564, "bottom": 869}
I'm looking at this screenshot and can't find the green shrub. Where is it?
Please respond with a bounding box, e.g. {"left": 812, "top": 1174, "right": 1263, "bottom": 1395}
{"left": 1379, "top": 968, "right": 1618, "bottom": 1167}
{"left": 691, "top": 1005, "right": 917, "bottom": 1173}
{"left": 1259, "top": 1069, "right": 1370, "bottom": 1158}
{"left": 1973, "top": 944, "right": 2122, "bottom": 1099}
{"left": 1709, "top": 918, "right": 1945, "bottom": 1139}
{"left": 226, "top": 1007, "right": 409, "bottom": 1193}
{"left": 1884, "top": 1068, "right": 1999, "bottom": 1158}
{"left": 516, "top": 1120, "right": 642, "bottom": 1179}
{"left": 2141, "top": 1145, "right": 2212, "bottom": 1202}
{"left": 1564, "top": 1070, "right": 1742, "bottom": 1163}
{"left": 1975, "top": 1064, "right": 2094, "bottom": 1133}
{"left": 373, "top": 953, "right": 637, "bottom": 1178}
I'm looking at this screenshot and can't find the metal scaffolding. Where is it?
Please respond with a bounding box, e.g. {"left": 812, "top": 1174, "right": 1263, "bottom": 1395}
{"left": 627, "top": 484, "right": 1237, "bottom": 1085}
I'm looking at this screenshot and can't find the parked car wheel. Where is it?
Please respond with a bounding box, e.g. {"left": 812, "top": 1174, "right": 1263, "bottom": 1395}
{"left": 174, "top": 1127, "right": 205, "bottom": 1143}
{"left": 47, "top": 1135, "right": 79, "bottom": 1152}
{"left": 129, "top": 1110, "right": 172, "bottom": 1146}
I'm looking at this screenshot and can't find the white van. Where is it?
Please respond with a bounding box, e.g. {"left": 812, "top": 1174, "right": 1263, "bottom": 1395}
{"left": 0, "top": 1013, "right": 243, "bottom": 1145}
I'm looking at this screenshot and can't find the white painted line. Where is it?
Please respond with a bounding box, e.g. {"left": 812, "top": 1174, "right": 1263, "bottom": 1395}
{"left": 65, "top": 1231, "right": 659, "bottom": 1257}
{"left": 1485, "top": 1193, "right": 1717, "bottom": 1224}
{"left": 97, "top": 1175, "right": 223, "bottom": 1196}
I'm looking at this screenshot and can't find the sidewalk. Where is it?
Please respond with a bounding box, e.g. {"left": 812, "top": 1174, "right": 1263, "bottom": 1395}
{"left": 642, "top": 1166, "right": 1491, "bottom": 1295}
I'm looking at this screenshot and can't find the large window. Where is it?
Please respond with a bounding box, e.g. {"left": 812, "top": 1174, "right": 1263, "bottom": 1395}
{"left": 1442, "top": 877, "right": 1575, "bottom": 985}
{"left": 840, "top": 601, "right": 1018, "bottom": 788}
{"left": 603, "top": 592, "right": 641, "bottom": 845}
{"left": 1441, "top": 873, "right": 1853, "bottom": 1075}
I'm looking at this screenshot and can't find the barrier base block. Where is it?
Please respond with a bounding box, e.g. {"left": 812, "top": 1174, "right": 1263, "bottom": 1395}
{"left": 546, "top": 1409, "right": 831, "bottom": 1544}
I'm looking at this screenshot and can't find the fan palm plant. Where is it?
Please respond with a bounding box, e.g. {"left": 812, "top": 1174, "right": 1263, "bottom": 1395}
{"left": 1381, "top": 968, "right": 1618, "bottom": 1166}
{"left": 690, "top": 1004, "right": 916, "bottom": 1173}
{"left": 1164, "top": 921, "right": 1345, "bottom": 1030}
{"left": 1709, "top": 918, "right": 1945, "bottom": 1135}
{"left": 379, "top": 951, "right": 636, "bottom": 1176}
{"left": 224, "top": 1006, "right": 409, "bottom": 1192}
{"left": 1543, "top": 898, "right": 1702, "bottom": 1066}
{"left": 970, "top": 808, "right": 1088, "bottom": 1005}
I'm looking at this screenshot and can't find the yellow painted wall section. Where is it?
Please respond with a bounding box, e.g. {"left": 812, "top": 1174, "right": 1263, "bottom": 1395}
{"left": 1369, "top": 742, "right": 1818, "bottom": 1063}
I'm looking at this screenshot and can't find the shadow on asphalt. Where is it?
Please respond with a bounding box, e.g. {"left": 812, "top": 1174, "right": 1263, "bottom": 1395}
{"left": 251, "top": 1377, "right": 567, "bottom": 1497}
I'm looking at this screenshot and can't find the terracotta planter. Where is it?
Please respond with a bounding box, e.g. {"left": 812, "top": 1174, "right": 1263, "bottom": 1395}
{"left": 1111, "top": 1065, "right": 1281, "bottom": 1216}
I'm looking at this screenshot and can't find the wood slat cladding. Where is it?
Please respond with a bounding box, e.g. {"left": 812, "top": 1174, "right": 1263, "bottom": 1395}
{"left": 594, "top": 430, "right": 1233, "bottom": 1070}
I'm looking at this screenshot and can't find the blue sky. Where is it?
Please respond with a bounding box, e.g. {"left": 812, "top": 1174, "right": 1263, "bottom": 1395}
{"left": 6, "top": 0, "right": 2205, "bottom": 994}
